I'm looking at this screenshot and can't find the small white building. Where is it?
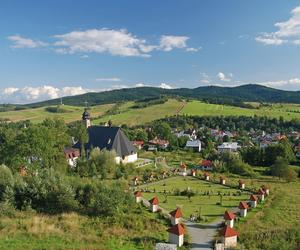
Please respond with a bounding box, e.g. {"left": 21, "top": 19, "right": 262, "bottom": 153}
{"left": 250, "top": 195, "right": 258, "bottom": 208}
{"left": 185, "top": 140, "right": 201, "bottom": 152}
{"left": 218, "top": 142, "right": 240, "bottom": 153}
{"left": 224, "top": 211, "right": 236, "bottom": 228}
{"left": 149, "top": 196, "right": 159, "bottom": 212}
{"left": 238, "top": 201, "right": 248, "bottom": 217}
{"left": 64, "top": 148, "right": 80, "bottom": 167}
{"left": 167, "top": 224, "right": 185, "bottom": 247}
{"left": 220, "top": 176, "right": 226, "bottom": 185}
{"left": 169, "top": 208, "right": 183, "bottom": 226}
{"left": 204, "top": 172, "right": 210, "bottom": 181}
{"left": 239, "top": 180, "right": 245, "bottom": 189}
{"left": 220, "top": 226, "right": 239, "bottom": 248}
{"left": 134, "top": 191, "right": 142, "bottom": 203}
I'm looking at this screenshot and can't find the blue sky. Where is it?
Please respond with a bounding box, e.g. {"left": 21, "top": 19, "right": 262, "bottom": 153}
{"left": 1, "top": 0, "right": 300, "bottom": 103}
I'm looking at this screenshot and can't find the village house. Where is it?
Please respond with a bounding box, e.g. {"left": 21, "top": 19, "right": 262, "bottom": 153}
{"left": 261, "top": 185, "right": 270, "bottom": 195}
{"left": 134, "top": 191, "right": 142, "bottom": 203}
{"left": 185, "top": 139, "right": 201, "bottom": 152}
{"left": 204, "top": 172, "right": 210, "bottom": 181}
{"left": 239, "top": 201, "right": 249, "bottom": 217}
{"left": 64, "top": 148, "right": 80, "bottom": 167}
{"left": 220, "top": 176, "right": 226, "bottom": 185}
{"left": 149, "top": 196, "right": 159, "bottom": 212}
{"left": 191, "top": 169, "right": 197, "bottom": 177}
{"left": 169, "top": 207, "right": 183, "bottom": 225}
{"left": 220, "top": 225, "right": 239, "bottom": 248}
{"left": 218, "top": 142, "right": 240, "bottom": 153}
{"left": 238, "top": 180, "right": 245, "bottom": 189}
{"left": 167, "top": 223, "right": 185, "bottom": 247}
{"left": 198, "top": 159, "right": 213, "bottom": 171}
{"left": 174, "top": 128, "right": 197, "bottom": 140}
{"left": 148, "top": 139, "right": 169, "bottom": 151}
{"left": 249, "top": 194, "right": 258, "bottom": 208}
{"left": 224, "top": 211, "right": 236, "bottom": 228}
{"left": 131, "top": 140, "right": 144, "bottom": 150}
{"left": 73, "top": 110, "right": 137, "bottom": 164}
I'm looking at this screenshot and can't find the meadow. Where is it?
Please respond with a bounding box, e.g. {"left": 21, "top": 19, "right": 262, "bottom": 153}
{"left": 141, "top": 176, "right": 250, "bottom": 223}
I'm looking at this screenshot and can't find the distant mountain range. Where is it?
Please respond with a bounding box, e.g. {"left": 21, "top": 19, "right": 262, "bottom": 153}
{"left": 22, "top": 84, "right": 300, "bottom": 108}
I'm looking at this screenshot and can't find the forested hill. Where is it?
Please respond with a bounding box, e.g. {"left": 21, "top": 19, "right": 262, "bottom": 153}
{"left": 23, "top": 84, "right": 300, "bottom": 108}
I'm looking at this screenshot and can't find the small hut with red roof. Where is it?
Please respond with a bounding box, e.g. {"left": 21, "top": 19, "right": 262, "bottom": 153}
{"left": 257, "top": 188, "right": 265, "bottom": 201}
{"left": 149, "top": 196, "right": 159, "bottom": 212}
{"left": 134, "top": 191, "right": 142, "bottom": 203}
{"left": 238, "top": 180, "right": 245, "bottom": 189}
{"left": 180, "top": 163, "right": 187, "bottom": 176}
{"left": 191, "top": 169, "right": 197, "bottom": 177}
{"left": 224, "top": 210, "right": 236, "bottom": 228}
{"left": 220, "top": 225, "right": 239, "bottom": 248}
{"left": 250, "top": 194, "right": 258, "bottom": 208}
{"left": 220, "top": 176, "right": 226, "bottom": 185}
{"left": 204, "top": 172, "right": 210, "bottom": 181}
{"left": 238, "top": 201, "right": 249, "bottom": 217}
{"left": 169, "top": 207, "right": 183, "bottom": 225}
{"left": 167, "top": 223, "right": 185, "bottom": 247}
{"left": 261, "top": 185, "right": 270, "bottom": 195}
{"left": 132, "top": 176, "right": 139, "bottom": 186}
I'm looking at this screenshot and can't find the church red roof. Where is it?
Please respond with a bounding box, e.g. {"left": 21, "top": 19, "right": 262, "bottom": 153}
{"left": 220, "top": 226, "right": 239, "bottom": 237}
{"left": 149, "top": 196, "right": 159, "bottom": 205}
{"left": 250, "top": 194, "right": 258, "bottom": 201}
{"left": 224, "top": 211, "right": 236, "bottom": 220}
{"left": 170, "top": 208, "right": 183, "bottom": 218}
{"left": 167, "top": 223, "right": 185, "bottom": 236}
{"left": 238, "top": 201, "right": 249, "bottom": 210}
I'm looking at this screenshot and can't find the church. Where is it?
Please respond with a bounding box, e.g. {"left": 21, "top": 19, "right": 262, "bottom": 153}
{"left": 73, "top": 109, "right": 138, "bottom": 164}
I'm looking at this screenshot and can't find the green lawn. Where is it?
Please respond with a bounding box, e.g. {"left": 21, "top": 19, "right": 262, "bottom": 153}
{"left": 181, "top": 100, "right": 300, "bottom": 121}
{"left": 141, "top": 176, "right": 250, "bottom": 223}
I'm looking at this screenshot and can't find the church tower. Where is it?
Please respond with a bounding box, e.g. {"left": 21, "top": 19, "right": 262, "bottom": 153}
{"left": 82, "top": 109, "right": 91, "bottom": 128}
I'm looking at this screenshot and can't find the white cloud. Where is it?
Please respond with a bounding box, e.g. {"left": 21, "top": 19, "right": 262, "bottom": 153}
{"left": 217, "top": 72, "right": 231, "bottom": 82}
{"left": 95, "top": 77, "right": 121, "bottom": 82}
{"left": 256, "top": 6, "right": 300, "bottom": 45}
{"left": 185, "top": 47, "right": 200, "bottom": 52}
{"left": 159, "top": 35, "right": 189, "bottom": 51}
{"left": 257, "top": 77, "right": 300, "bottom": 90}
{"left": 159, "top": 83, "right": 174, "bottom": 89}
{"left": 7, "top": 35, "right": 48, "bottom": 48}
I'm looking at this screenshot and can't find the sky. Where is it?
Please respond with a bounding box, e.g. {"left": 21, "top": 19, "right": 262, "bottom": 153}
{"left": 1, "top": 0, "right": 300, "bottom": 103}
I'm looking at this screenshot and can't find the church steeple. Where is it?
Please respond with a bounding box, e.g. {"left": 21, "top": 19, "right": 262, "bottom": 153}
{"left": 82, "top": 108, "right": 91, "bottom": 128}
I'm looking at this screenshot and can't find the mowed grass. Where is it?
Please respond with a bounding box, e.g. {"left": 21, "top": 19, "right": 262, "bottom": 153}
{"left": 93, "top": 99, "right": 185, "bottom": 126}
{"left": 0, "top": 104, "right": 113, "bottom": 123}
{"left": 180, "top": 100, "right": 300, "bottom": 121}
{"left": 141, "top": 176, "right": 249, "bottom": 223}
{"left": 0, "top": 208, "right": 168, "bottom": 250}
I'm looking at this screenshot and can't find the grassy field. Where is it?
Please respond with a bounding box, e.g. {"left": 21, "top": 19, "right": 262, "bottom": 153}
{"left": 0, "top": 206, "right": 168, "bottom": 250}
{"left": 141, "top": 176, "right": 250, "bottom": 223}
{"left": 0, "top": 104, "right": 113, "bottom": 123}
{"left": 181, "top": 100, "right": 300, "bottom": 121}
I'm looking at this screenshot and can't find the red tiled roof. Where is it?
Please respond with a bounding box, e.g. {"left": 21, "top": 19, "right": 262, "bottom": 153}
{"left": 220, "top": 226, "right": 239, "bottom": 237}
{"left": 220, "top": 176, "right": 225, "bottom": 180}
{"left": 169, "top": 208, "right": 183, "bottom": 218}
{"left": 180, "top": 163, "right": 187, "bottom": 169}
{"left": 149, "top": 139, "right": 169, "bottom": 146}
{"left": 250, "top": 194, "right": 258, "bottom": 201}
{"left": 149, "top": 196, "right": 159, "bottom": 205}
{"left": 224, "top": 211, "right": 236, "bottom": 220}
{"left": 167, "top": 223, "right": 185, "bottom": 236}
{"left": 200, "top": 159, "right": 212, "bottom": 167}
{"left": 132, "top": 140, "right": 144, "bottom": 146}
{"left": 258, "top": 188, "right": 265, "bottom": 195}
{"left": 261, "top": 185, "right": 269, "bottom": 191}
{"left": 134, "top": 191, "right": 142, "bottom": 197}
{"left": 239, "top": 180, "right": 245, "bottom": 184}
{"left": 204, "top": 172, "right": 210, "bottom": 177}
{"left": 239, "top": 202, "right": 249, "bottom": 210}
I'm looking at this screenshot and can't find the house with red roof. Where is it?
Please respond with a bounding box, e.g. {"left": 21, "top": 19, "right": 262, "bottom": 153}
{"left": 220, "top": 176, "right": 226, "bottom": 185}
{"left": 250, "top": 194, "right": 258, "bottom": 208}
{"left": 238, "top": 180, "right": 245, "bottom": 189}
{"left": 258, "top": 188, "right": 265, "bottom": 201}
{"left": 169, "top": 207, "right": 183, "bottom": 225}
{"left": 261, "top": 185, "right": 270, "bottom": 195}
{"left": 180, "top": 163, "right": 187, "bottom": 176}
{"left": 224, "top": 211, "right": 236, "bottom": 228}
{"left": 149, "top": 196, "right": 159, "bottom": 212}
{"left": 64, "top": 148, "right": 80, "bottom": 167}
{"left": 220, "top": 225, "right": 239, "bottom": 248}
{"left": 167, "top": 223, "right": 185, "bottom": 247}
{"left": 134, "top": 191, "right": 142, "bottom": 203}
{"left": 131, "top": 140, "right": 144, "bottom": 150}
{"left": 199, "top": 159, "right": 213, "bottom": 171}
{"left": 238, "top": 201, "right": 249, "bottom": 217}
{"left": 191, "top": 169, "right": 197, "bottom": 177}
{"left": 204, "top": 172, "right": 210, "bottom": 181}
